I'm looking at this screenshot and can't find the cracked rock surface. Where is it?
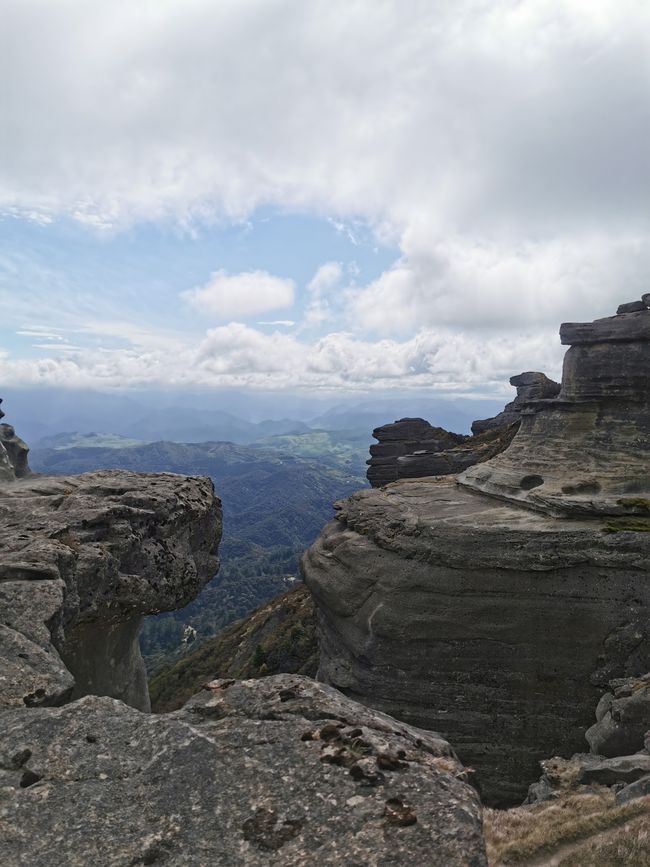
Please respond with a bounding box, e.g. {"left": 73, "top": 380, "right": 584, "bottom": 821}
{"left": 0, "top": 674, "right": 486, "bottom": 866}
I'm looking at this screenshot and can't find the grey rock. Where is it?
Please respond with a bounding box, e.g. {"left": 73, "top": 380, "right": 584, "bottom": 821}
{"left": 617, "top": 300, "right": 646, "bottom": 314}
{"left": 0, "top": 470, "right": 221, "bottom": 711}
{"left": 643, "top": 293, "right": 650, "bottom": 308}
{"left": 0, "top": 675, "right": 487, "bottom": 866}
{"left": 302, "top": 475, "right": 650, "bottom": 805}
{"left": 586, "top": 674, "right": 650, "bottom": 757}
{"left": 0, "top": 400, "right": 30, "bottom": 480}
{"left": 615, "top": 773, "right": 650, "bottom": 803}
{"left": 577, "top": 753, "right": 650, "bottom": 786}
{"left": 471, "top": 371, "right": 560, "bottom": 435}
{"left": 559, "top": 308, "right": 650, "bottom": 345}
{"left": 460, "top": 305, "right": 650, "bottom": 516}
{"left": 367, "top": 419, "right": 465, "bottom": 487}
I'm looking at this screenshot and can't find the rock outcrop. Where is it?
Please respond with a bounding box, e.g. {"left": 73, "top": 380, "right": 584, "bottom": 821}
{"left": 366, "top": 372, "right": 558, "bottom": 488}
{"left": 0, "top": 469, "right": 221, "bottom": 712}
{"left": 304, "top": 299, "right": 650, "bottom": 805}
{"left": 460, "top": 306, "right": 650, "bottom": 516}
{"left": 471, "top": 372, "right": 560, "bottom": 435}
{"left": 0, "top": 399, "right": 30, "bottom": 482}
{"left": 367, "top": 419, "right": 465, "bottom": 487}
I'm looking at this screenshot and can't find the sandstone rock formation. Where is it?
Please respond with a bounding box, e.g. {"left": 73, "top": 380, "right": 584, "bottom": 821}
{"left": 0, "top": 674, "right": 486, "bottom": 866}
{"left": 0, "top": 469, "right": 221, "bottom": 712}
{"left": 304, "top": 299, "right": 650, "bottom": 806}
{"left": 471, "top": 371, "right": 560, "bottom": 435}
{"left": 367, "top": 418, "right": 465, "bottom": 487}
{"left": 0, "top": 399, "right": 30, "bottom": 482}
{"left": 366, "top": 371, "right": 558, "bottom": 488}
{"left": 460, "top": 306, "right": 650, "bottom": 516}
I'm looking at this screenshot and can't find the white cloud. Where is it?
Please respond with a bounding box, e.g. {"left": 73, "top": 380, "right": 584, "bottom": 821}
{"left": 349, "top": 232, "right": 650, "bottom": 336}
{"left": 0, "top": 321, "right": 564, "bottom": 394}
{"left": 2, "top": 1, "right": 650, "bottom": 391}
{"left": 182, "top": 270, "right": 295, "bottom": 318}
{"left": 303, "top": 261, "right": 343, "bottom": 328}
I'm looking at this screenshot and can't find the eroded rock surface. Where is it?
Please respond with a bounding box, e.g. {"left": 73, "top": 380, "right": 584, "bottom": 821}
{"left": 471, "top": 372, "right": 560, "bottom": 435}
{"left": 303, "top": 477, "right": 650, "bottom": 804}
{"left": 366, "top": 372, "right": 557, "bottom": 489}
{"left": 460, "top": 304, "right": 650, "bottom": 516}
{"left": 0, "top": 470, "right": 220, "bottom": 712}
{"left": 0, "top": 399, "right": 30, "bottom": 482}
{"left": 0, "top": 674, "right": 487, "bottom": 866}
{"left": 367, "top": 419, "right": 465, "bottom": 487}
{"left": 304, "top": 301, "right": 650, "bottom": 806}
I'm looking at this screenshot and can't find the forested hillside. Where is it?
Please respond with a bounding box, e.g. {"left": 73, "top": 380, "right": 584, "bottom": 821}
{"left": 31, "top": 436, "right": 367, "bottom": 671}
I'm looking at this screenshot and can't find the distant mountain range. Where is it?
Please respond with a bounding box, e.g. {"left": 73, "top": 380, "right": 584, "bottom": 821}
{"left": 5, "top": 385, "right": 505, "bottom": 444}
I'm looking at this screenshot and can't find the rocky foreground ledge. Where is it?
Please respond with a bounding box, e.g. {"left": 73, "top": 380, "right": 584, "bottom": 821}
{"left": 0, "top": 674, "right": 486, "bottom": 866}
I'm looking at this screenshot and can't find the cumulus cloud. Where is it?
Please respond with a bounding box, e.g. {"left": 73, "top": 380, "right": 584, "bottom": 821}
{"left": 182, "top": 270, "right": 295, "bottom": 318}
{"left": 2, "top": 0, "right": 650, "bottom": 390}
{"left": 303, "top": 262, "right": 343, "bottom": 328}
{"left": 0, "top": 320, "right": 564, "bottom": 394}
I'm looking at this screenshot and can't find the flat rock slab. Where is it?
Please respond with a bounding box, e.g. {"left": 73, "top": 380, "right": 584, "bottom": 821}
{"left": 0, "top": 674, "right": 486, "bottom": 866}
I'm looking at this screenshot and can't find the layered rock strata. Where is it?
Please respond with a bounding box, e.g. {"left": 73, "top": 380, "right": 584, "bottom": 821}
{"left": 0, "top": 424, "right": 487, "bottom": 864}
{"left": 471, "top": 371, "right": 560, "bottom": 435}
{"left": 460, "top": 306, "right": 650, "bottom": 516}
{"left": 367, "top": 419, "right": 465, "bottom": 487}
{"left": 0, "top": 469, "right": 221, "bottom": 712}
{"left": 366, "top": 371, "right": 558, "bottom": 488}
{"left": 304, "top": 300, "right": 650, "bottom": 805}
{"left": 0, "top": 399, "right": 30, "bottom": 482}
{"left": 0, "top": 674, "right": 486, "bottom": 866}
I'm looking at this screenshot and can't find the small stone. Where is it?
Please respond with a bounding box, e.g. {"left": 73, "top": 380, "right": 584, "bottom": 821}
{"left": 19, "top": 769, "right": 42, "bottom": 788}
{"left": 377, "top": 752, "right": 407, "bottom": 771}
{"left": 384, "top": 797, "right": 417, "bottom": 826}
{"left": 318, "top": 723, "right": 342, "bottom": 741}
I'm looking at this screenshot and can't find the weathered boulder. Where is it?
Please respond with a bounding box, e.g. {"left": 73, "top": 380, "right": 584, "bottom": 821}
{"left": 586, "top": 673, "right": 650, "bottom": 757}
{"left": 0, "top": 470, "right": 221, "bottom": 712}
{"left": 304, "top": 301, "right": 650, "bottom": 806}
{"left": 0, "top": 674, "right": 487, "bottom": 866}
{"left": 0, "top": 399, "right": 31, "bottom": 481}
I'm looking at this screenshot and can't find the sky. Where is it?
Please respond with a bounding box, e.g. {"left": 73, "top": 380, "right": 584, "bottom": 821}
{"left": 1, "top": 0, "right": 650, "bottom": 399}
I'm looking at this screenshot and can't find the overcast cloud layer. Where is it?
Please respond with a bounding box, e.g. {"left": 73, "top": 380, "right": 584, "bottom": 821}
{"left": 2, "top": 0, "right": 649, "bottom": 393}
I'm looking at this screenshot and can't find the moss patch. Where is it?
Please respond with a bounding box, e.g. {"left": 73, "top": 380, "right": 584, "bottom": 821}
{"left": 617, "top": 497, "right": 650, "bottom": 514}
{"left": 603, "top": 517, "right": 650, "bottom": 533}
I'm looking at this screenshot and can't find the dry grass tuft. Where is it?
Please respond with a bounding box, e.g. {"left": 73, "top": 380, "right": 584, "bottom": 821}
{"left": 484, "top": 792, "right": 650, "bottom": 865}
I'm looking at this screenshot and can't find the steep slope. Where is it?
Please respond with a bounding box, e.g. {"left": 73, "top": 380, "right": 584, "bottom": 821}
{"left": 150, "top": 582, "right": 317, "bottom": 712}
